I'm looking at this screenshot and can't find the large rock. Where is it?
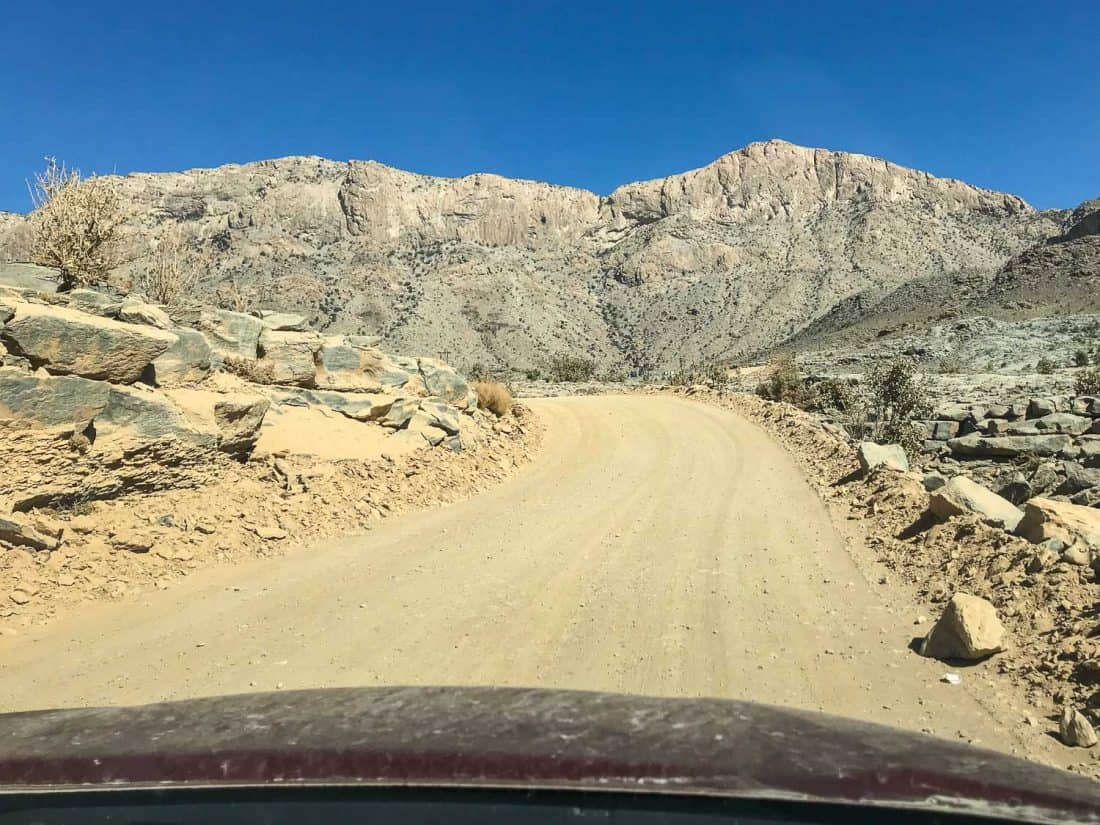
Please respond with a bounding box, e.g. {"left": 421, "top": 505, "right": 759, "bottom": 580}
{"left": 856, "top": 442, "right": 909, "bottom": 473}
{"left": 259, "top": 311, "right": 310, "bottom": 331}
{"left": 1, "top": 302, "right": 176, "bottom": 383}
{"left": 946, "top": 432, "right": 1073, "bottom": 458}
{"left": 118, "top": 296, "right": 174, "bottom": 330}
{"left": 152, "top": 328, "right": 214, "bottom": 386}
{"left": 197, "top": 309, "right": 263, "bottom": 360}
{"left": 920, "top": 593, "right": 1006, "bottom": 661}
{"left": 418, "top": 398, "right": 464, "bottom": 435}
{"left": 213, "top": 397, "right": 270, "bottom": 457}
{"left": 929, "top": 476, "right": 1024, "bottom": 531}
{"left": 0, "top": 262, "right": 57, "bottom": 293}
{"left": 0, "top": 367, "right": 110, "bottom": 427}
{"left": 274, "top": 388, "right": 395, "bottom": 422}
{"left": 65, "top": 288, "right": 122, "bottom": 318}
{"left": 417, "top": 357, "right": 474, "bottom": 407}
{"left": 0, "top": 513, "right": 62, "bottom": 551}
{"left": 1016, "top": 498, "right": 1100, "bottom": 549}
{"left": 1060, "top": 707, "right": 1098, "bottom": 748}
{"left": 257, "top": 329, "right": 322, "bottom": 386}
{"left": 314, "top": 336, "right": 384, "bottom": 391}
{"left": 1005, "top": 413, "right": 1093, "bottom": 436}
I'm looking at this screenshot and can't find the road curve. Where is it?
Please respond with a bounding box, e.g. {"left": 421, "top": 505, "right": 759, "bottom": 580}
{"left": 0, "top": 395, "right": 1052, "bottom": 762}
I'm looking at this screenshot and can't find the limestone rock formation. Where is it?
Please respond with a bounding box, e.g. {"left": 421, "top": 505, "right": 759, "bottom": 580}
{"left": 0, "top": 141, "right": 1058, "bottom": 373}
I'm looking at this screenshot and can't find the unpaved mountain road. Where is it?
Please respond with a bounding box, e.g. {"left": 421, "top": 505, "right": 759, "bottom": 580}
{"left": 0, "top": 395, "right": 1069, "bottom": 769}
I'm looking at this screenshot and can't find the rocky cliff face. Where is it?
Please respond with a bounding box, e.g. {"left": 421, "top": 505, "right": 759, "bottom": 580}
{"left": 0, "top": 140, "right": 1060, "bottom": 373}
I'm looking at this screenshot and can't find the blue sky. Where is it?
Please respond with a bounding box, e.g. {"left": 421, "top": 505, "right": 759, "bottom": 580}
{"left": 1, "top": 1, "right": 1097, "bottom": 212}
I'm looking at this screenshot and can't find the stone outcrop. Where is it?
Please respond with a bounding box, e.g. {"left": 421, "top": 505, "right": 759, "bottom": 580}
{"left": 1016, "top": 498, "right": 1100, "bottom": 549}
{"left": 1, "top": 302, "right": 177, "bottom": 383}
{"left": 0, "top": 141, "right": 1058, "bottom": 372}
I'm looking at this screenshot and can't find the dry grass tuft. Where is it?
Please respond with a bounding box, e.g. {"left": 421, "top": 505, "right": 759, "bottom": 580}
{"left": 474, "top": 380, "right": 512, "bottom": 417}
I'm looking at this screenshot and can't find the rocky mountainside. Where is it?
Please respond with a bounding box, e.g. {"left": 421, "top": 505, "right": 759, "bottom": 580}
{"left": 0, "top": 141, "right": 1061, "bottom": 373}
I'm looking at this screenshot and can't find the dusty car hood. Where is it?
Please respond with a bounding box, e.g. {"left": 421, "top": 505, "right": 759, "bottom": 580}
{"left": 0, "top": 686, "right": 1095, "bottom": 821}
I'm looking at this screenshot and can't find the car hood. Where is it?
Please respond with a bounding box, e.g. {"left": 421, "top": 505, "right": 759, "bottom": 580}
{"left": 0, "top": 686, "right": 1095, "bottom": 821}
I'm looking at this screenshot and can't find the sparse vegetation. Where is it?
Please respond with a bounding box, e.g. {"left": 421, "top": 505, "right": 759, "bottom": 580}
{"left": 546, "top": 352, "right": 596, "bottom": 383}
{"left": 474, "top": 380, "right": 513, "bottom": 416}
{"left": 861, "top": 357, "right": 931, "bottom": 458}
{"left": 28, "top": 157, "right": 122, "bottom": 290}
{"left": 1075, "top": 366, "right": 1100, "bottom": 396}
{"left": 215, "top": 281, "right": 258, "bottom": 313}
{"left": 932, "top": 349, "right": 967, "bottom": 374}
{"left": 755, "top": 355, "right": 810, "bottom": 406}
{"left": 1074, "top": 350, "right": 1090, "bottom": 367}
{"left": 133, "top": 227, "right": 210, "bottom": 305}
{"left": 666, "top": 359, "right": 726, "bottom": 387}
{"left": 1036, "top": 357, "right": 1056, "bottom": 375}
{"left": 222, "top": 354, "right": 276, "bottom": 384}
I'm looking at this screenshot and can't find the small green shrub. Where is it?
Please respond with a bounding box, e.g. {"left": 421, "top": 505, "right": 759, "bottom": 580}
{"left": 1074, "top": 350, "right": 1091, "bottom": 367}
{"left": 1036, "top": 357, "right": 1056, "bottom": 375}
{"left": 863, "top": 357, "right": 931, "bottom": 459}
{"left": 666, "top": 359, "right": 726, "bottom": 387}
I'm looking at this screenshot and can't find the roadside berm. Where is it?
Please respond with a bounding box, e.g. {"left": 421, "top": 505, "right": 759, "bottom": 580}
{"left": 1, "top": 271, "right": 540, "bottom": 630}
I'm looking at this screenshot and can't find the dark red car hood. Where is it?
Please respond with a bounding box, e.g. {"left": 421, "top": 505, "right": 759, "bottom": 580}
{"left": 0, "top": 686, "right": 1095, "bottom": 822}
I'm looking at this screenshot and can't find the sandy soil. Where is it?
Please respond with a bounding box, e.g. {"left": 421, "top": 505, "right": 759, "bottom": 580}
{"left": 0, "top": 395, "right": 1076, "bottom": 772}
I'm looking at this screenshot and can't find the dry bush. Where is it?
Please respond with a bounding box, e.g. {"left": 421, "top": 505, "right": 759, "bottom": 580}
{"left": 275, "top": 272, "right": 326, "bottom": 309}
{"left": 222, "top": 354, "right": 275, "bottom": 385}
{"left": 1075, "top": 366, "right": 1100, "bottom": 396}
{"left": 28, "top": 157, "right": 122, "bottom": 290}
{"left": 755, "top": 355, "right": 810, "bottom": 405}
{"left": 215, "top": 281, "right": 257, "bottom": 313}
{"left": 133, "top": 226, "right": 211, "bottom": 305}
{"left": 546, "top": 352, "right": 596, "bottom": 382}
{"left": 474, "top": 380, "right": 512, "bottom": 417}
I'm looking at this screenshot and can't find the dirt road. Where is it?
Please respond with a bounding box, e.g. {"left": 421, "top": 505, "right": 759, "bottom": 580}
{"left": 0, "top": 395, "right": 1065, "bottom": 766}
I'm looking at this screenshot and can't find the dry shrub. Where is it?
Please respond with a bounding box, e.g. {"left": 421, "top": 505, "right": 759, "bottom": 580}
{"left": 133, "top": 226, "right": 211, "bottom": 305}
{"left": 222, "top": 354, "right": 275, "bottom": 385}
{"left": 215, "top": 281, "right": 257, "bottom": 313}
{"left": 28, "top": 157, "right": 122, "bottom": 290}
{"left": 755, "top": 355, "right": 810, "bottom": 405}
{"left": 474, "top": 380, "right": 512, "bottom": 417}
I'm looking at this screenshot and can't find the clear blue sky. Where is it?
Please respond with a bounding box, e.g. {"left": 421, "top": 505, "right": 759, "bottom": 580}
{"left": 1, "top": 1, "right": 1097, "bottom": 212}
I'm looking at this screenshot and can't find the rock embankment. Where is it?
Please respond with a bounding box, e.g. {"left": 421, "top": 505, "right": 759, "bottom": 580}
{"left": 657, "top": 384, "right": 1100, "bottom": 774}
{"left": 0, "top": 269, "right": 539, "bottom": 629}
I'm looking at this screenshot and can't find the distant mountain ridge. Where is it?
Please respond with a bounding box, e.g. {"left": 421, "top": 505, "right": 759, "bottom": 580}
{"left": 0, "top": 140, "right": 1064, "bottom": 373}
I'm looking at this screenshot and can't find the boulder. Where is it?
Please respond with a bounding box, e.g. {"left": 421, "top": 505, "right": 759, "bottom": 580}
{"left": 928, "top": 421, "right": 960, "bottom": 440}
{"left": 1079, "top": 437, "right": 1100, "bottom": 468}
{"left": 65, "top": 288, "right": 121, "bottom": 317}
{"left": 404, "top": 411, "right": 449, "bottom": 446}
{"left": 197, "top": 309, "right": 263, "bottom": 359}
{"left": 920, "top": 593, "right": 1006, "bottom": 661}
{"left": 418, "top": 398, "right": 464, "bottom": 435}
{"left": 314, "top": 336, "right": 384, "bottom": 391}
{"left": 214, "top": 397, "right": 270, "bottom": 458}
{"left": 380, "top": 397, "right": 420, "bottom": 429}
{"left": 1, "top": 302, "right": 177, "bottom": 384}
{"left": 0, "top": 513, "right": 62, "bottom": 551}
{"left": 856, "top": 442, "right": 909, "bottom": 473}
{"left": 1027, "top": 398, "right": 1058, "bottom": 418}
{"left": 276, "top": 388, "right": 395, "bottom": 422}
{"left": 928, "top": 476, "right": 1024, "bottom": 531}
{"left": 0, "top": 367, "right": 110, "bottom": 427}
{"left": 1030, "top": 462, "right": 1062, "bottom": 494}
{"left": 152, "top": 328, "right": 214, "bottom": 386}
{"left": 1005, "top": 413, "right": 1093, "bottom": 436}
{"left": 118, "top": 296, "right": 174, "bottom": 330}
{"left": 256, "top": 329, "right": 322, "bottom": 386}
{"left": 375, "top": 353, "right": 417, "bottom": 389}
{"left": 0, "top": 262, "right": 57, "bottom": 293}
{"left": 933, "top": 404, "right": 971, "bottom": 422}
{"left": 259, "top": 311, "right": 310, "bottom": 331}
{"left": 994, "top": 471, "right": 1032, "bottom": 505}
{"left": 1072, "top": 396, "right": 1098, "bottom": 416}
{"left": 946, "top": 432, "right": 1073, "bottom": 458}
{"left": 96, "top": 385, "right": 219, "bottom": 446}
{"left": 1060, "top": 707, "right": 1098, "bottom": 748}
{"left": 1016, "top": 498, "right": 1100, "bottom": 549}
{"left": 1061, "top": 463, "right": 1100, "bottom": 494}
{"left": 417, "top": 358, "right": 474, "bottom": 406}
